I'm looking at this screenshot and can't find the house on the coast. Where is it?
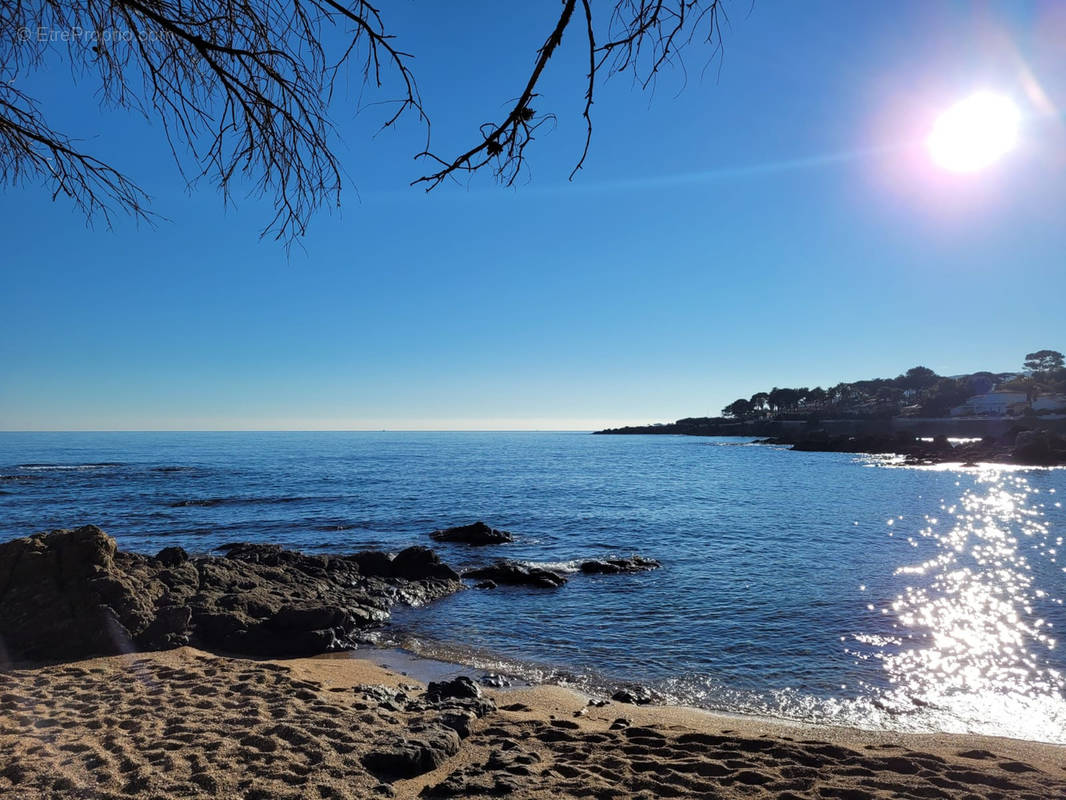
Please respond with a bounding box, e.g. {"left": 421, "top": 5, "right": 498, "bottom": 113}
{"left": 1033, "top": 394, "right": 1066, "bottom": 413}
{"left": 949, "top": 390, "right": 1029, "bottom": 417}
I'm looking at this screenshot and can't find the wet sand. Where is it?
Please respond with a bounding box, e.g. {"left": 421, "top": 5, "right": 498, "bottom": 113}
{"left": 1, "top": 646, "right": 1064, "bottom": 799}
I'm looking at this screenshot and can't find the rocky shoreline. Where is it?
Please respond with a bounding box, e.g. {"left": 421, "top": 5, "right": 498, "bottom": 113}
{"left": 754, "top": 428, "right": 1066, "bottom": 467}
{"left": 0, "top": 525, "right": 659, "bottom": 665}
{"left": 598, "top": 422, "right": 1066, "bottom": 467}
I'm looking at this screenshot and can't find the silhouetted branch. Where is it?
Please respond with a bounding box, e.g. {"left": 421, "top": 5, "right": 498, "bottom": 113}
{"left": 414, "top": 0, "right": 724, "bottom": 189}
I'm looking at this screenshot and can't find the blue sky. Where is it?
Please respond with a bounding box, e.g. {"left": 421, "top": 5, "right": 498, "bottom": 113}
{"left": 2, "top": 1, "right": 1064, "bottom": 430}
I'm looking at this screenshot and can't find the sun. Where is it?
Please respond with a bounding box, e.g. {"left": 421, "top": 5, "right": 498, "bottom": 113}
{"left": 926, "top": 92, "right": 1020, "bottom": 173}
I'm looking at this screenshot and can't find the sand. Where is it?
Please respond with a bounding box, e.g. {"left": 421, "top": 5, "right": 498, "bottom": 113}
{"left": 1, "top": 646, "right": 1064, "bottom": 799}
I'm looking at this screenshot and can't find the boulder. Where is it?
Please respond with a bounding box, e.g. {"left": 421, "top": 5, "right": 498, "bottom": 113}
{"left": 463, "top": 561, "right": 567, "bottom": 589}
{"left": 430, "top": 521, "right": 513, "bottom": 546}
{"left": 0, "top": 526, "right": 160, "bottom": 662}
{"left": 391, "top": 546, "right": 461, "bottom": 581}
{"left": 155, "top": 546, "right": 188, "bottom": 566}
{"left": 612, "top": 686, "right": 654, "bottom": 705}
{"left": 1013, "top": 429, "right": 1052, "bottom": 463}
{"left": 362, "top": 725, "right": 461, "bottom": 780}
{"left": 426, "top": 676, "right": 481, "bottom": 702}
{"left": 579, "top": 556, "right": 661, "bottom": 575}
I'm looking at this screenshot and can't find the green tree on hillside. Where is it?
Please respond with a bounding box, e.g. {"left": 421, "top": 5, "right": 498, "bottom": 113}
{"left": 1024, "top": 350, "right": 1065, "bottom": 377}
{"left": 722, "top": 399, "right": 753, "bottom": 418}
{"left": 897, "top": 366, "right": 939, "bottom": 391}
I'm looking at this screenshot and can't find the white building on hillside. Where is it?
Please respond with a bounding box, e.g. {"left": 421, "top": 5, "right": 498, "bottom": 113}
{"left": 1033, "top": 394, "right": 1066, "bottom": 413}
{"left": 950, "top": 391, "right": 1028, "bottom": 416}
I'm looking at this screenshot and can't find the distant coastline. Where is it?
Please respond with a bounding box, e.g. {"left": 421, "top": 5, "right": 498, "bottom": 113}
{"left": 598, "top": 354, "right": 1066, "bottom": 466}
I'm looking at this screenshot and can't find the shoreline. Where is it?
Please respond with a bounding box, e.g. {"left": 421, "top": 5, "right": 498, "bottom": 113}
{"left": 3, "top": 646, "right": 1064, "bottom": 799}
{"left": 596, "top": 421, "right": 1066, "bottom": 467}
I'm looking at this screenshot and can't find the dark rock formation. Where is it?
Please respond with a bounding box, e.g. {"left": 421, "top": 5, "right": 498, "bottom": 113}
{"left": 426, "top": 676, "right": 482, "bottom": 702}
{"left": 362, "top": 725, "right": 462, "bottom": 780}
{"left": 0, "top": 526, "right": 461, "bottom": 663}
{"left": 612, "top": 686, "right": 654, "bottom": 705}
{"left": 755, "top": 428, "right": 1066, "bottom": 467}
{"left": 362, "top": 675, "right": 497, "bottom": 781}
{"left": 579, "top": 556, "right": 661, "bottom": 575}
{"left": 429, "top": 521, "right": 513, "bottom": 546}
{"left": 463, "top": 561, "right": 567, "bottom": 589}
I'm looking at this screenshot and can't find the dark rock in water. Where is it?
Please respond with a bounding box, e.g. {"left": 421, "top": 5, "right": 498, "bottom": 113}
{"left": 362, "top": 724, "right": 461, "bottom": 780}
{"left": 479, "top": 673, "right": 511, "bottom": 688}
{"left": 1012, "top": 429, "right": 1063, "bottom": 464}
{"left": 390, "top": 546, "right": 461, "bottom": 581}
{"left": 579, "top": 556, "right": 661, "bottom": 575}
{"left": 430, "top": 521, "right": 513, "bottom": 545}
{"left": 154, "top": 546, "right": 188, "bottom": 566}
{"left": 463, "top": 561, "right": 567, "bottom": 589}
{"left": 612, "top": 686, "right": 654, "bottom": 705}
{"left": 347, "top": 549, "right": 394, "bottom": 577}
{"left": 426, "top": 676, "right": 481, "bottom": 702}
{"left": 0, "top": 526, "right": 461, "bottom": 662}
{"left": 474, "top": 580, "right": 497, "bottom": 590}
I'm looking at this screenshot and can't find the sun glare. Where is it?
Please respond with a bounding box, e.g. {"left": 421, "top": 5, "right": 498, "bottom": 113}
{"left": 926, "top": 92, "right": 1020, "bottom": 173}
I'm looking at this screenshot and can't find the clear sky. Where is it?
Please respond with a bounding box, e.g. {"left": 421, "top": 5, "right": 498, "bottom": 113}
{"left": 2, "top": 1, "right": 1064, "bottom": 430}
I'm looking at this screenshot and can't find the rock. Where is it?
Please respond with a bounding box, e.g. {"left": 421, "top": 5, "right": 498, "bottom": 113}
{"left": 612, "top": 686, "right": 654, "bottom": 705}
{"left": 390, "top": 546, "right": 461, "bottom": 581}
{"left": 426, "top": 676, "right": 481, "bottom": 702}
{"left": 579, "top": 556, "right": 661, "bottom": 575}
{"left": 463, "top": 561, "right": 567, "bottom": 589}
{"left": 347, "top": 549, "right": 394, "bottom": 577}
{"left": 430, "top": 521, "right": 513, "bottom": 545}
{"left": 479, "top": 673, "right": 511, "bottom": 688}
{"left": 268, "top": 604, "right": 350, "bottom": 632}
{"left": 435, "top": 709, "right": 478, "bottom": 739}
{"left": 474, "top": 580, "right": 497, "bottom": 589}
{"left": 362, "top": 725, "right": 461, "bottom": 780}
{"left": 0, "top": 526, "right": 159, "bottom": 661}
{"left": 0, "top": 527, "right": 462, "bottom": 663}
{"left": 1013, "top": 429, "right": 1052, "bottom": 463}
{"left": 609, "top": 717, "right": 632, "bottom": 730}
{"left": 154, "top": 546, "right": 188, "bottom": 566}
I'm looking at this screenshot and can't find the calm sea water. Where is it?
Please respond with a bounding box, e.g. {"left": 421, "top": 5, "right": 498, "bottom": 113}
{"left": 1, "top": 431, "right": 1064, "bottom": 742}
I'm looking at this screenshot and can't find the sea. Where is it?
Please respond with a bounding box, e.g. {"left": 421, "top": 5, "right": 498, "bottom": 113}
{"left": 1, "top": 431, "right": 1064, "bottom": 743}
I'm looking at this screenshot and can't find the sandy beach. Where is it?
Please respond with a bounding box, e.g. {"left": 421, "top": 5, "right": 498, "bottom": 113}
{"left": 2, "top": 646, "right": 1063, "bottom": 799}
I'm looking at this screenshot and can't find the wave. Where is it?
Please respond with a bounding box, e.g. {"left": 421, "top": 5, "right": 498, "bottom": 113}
{"left": 17, "top": 462, "right": 125, "bottom": 471}
{"left": 518, "top": 559, "right": 582, "bottom": 574}
{"left": 168, "top": 496, "right": 323, "bottom": 508}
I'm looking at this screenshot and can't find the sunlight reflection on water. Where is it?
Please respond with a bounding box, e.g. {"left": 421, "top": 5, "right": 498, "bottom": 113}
{"left": 849, "top": 469, "right": 1066, "bottom": 742}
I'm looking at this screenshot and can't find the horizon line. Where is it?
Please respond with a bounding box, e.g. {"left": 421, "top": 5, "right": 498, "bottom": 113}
{"left": 0, "top": 428, "right": 611, "bottom": 433}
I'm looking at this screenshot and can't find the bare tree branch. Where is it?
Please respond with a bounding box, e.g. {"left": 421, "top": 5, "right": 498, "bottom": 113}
{"left": 414, "top": 0, "right": 725, "bottom": 190}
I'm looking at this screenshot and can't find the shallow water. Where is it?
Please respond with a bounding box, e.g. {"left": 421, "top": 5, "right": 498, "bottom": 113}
{"left": 1, "top": 431, "right": 1063, "bottom": 742}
